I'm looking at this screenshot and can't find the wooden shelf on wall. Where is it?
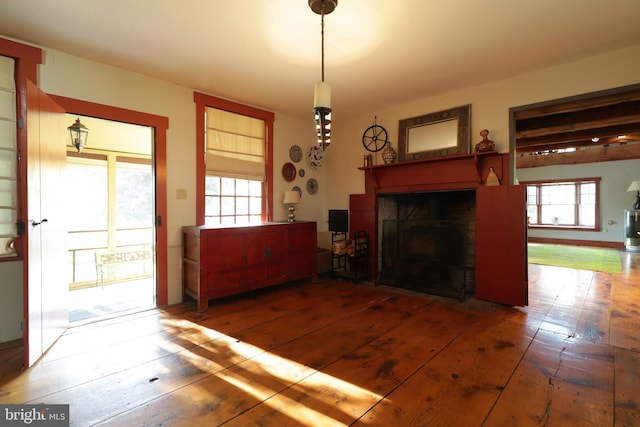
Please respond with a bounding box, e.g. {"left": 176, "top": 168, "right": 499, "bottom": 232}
{"left": 359, "top": 151, "right": 509, "bottom": 194}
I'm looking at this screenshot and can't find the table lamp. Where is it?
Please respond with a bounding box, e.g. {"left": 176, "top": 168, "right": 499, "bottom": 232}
{"left": 283, "top": 190, "right": 301, "bottom": 222}
{"left": 627, "top": 180, "right": 640, "bottom": 210}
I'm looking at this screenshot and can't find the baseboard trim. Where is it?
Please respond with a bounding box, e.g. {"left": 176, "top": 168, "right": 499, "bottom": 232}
{"left": 528, "top": 237, "right": 625, "bottom": 250}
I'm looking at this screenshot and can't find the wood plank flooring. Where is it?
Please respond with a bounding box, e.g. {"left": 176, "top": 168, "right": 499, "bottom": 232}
{"left": 1, "top": 251, "right": 640, "bottom": 426}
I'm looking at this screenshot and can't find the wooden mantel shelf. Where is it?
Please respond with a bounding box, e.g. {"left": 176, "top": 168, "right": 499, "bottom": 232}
{"left": 358, "top": 150, "right": 510, "bottom": 195}
{"left": 358, "top": 151, "right": 502, "bottom": 184}
{"left": 359, "top": 150, "right": 502, "bottom": 172}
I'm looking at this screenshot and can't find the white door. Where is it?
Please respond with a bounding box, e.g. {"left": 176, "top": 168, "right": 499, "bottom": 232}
{"left": 24, "top": 79, "right": 68, "bottom": 367}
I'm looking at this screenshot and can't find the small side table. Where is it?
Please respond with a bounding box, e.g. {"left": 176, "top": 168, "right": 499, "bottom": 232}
{"left": 624, "top": 210, "right": 640, "bottom": 252}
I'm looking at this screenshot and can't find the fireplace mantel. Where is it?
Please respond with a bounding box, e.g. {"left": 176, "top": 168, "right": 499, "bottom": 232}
{"left": 349, "top": 151, "right": 528, "bottom": 306}
{"left": 359, "top": 151, "right": 510, "bottom": 195}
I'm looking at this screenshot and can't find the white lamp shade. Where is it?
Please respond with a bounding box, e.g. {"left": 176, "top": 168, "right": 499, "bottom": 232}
{"left": 283, "top": 190, "right": 301, "bottom": 204}
{"left": 627, "top": 180, "right": 640, "bottom": 192}
{"left": 313, "top": 81, "right": 331, "bottom": 109}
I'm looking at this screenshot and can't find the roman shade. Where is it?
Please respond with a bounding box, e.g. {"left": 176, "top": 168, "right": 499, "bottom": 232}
{"left": 205, "top": 107, "right": 265, "bottom": 181}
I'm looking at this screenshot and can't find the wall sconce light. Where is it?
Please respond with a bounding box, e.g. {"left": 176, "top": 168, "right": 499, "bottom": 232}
{"left": 627, "top": 180, "right": 640, "bottom": 210}
{"left": 283, "top": 190, "right": 301, "bottom": 222}
{"left": 68, "top": 117, "right": 89, "bottom": 152}
{"left": 310, "top": 0, "right": 337, "bottom": 150}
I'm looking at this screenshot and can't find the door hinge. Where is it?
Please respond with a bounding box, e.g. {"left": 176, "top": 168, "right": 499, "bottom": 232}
{"left": 156, "top": 215, "right": 162, "bottom": 227}
{"left": 16, "top": 221, "right": 25, "bottom": 236}
{"left": 18, "top": 117, "right": 24, "bottom": 129}
{"left": 21, "top": 319, "right": 25, "bottom": 332}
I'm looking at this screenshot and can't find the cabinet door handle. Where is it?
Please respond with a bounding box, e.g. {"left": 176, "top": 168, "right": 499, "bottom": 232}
{"left": 264, "top": 247, "right": 272, "bottom": 258}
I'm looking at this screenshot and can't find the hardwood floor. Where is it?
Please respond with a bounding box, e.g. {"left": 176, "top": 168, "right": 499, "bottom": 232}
{"left": 2, "top": 252, "right": 640, "bottom": 426}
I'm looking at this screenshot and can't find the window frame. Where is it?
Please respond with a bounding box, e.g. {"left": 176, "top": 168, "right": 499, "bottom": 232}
{"left": 523, "top": 177, "right": 601, "bottom": 231}
{"left": 0, "top": 37, "right": 42, "bottom": 262}
{"left": 194, "top": 92, "right": 274, "bottom": 225}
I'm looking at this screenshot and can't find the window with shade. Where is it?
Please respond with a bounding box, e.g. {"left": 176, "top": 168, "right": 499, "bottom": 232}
{"left": 0, "top": 55, "right": 17, "bottom": 258}
{"left": 204, "top": 107, "right": 265, "bottom": 226}
{"left": 524, "top": 178, "right": 600, "bottom": 230}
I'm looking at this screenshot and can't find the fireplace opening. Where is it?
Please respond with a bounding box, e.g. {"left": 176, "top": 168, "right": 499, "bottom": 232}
{"left": 378, "top": 190, "right": 475, "bottom": 300}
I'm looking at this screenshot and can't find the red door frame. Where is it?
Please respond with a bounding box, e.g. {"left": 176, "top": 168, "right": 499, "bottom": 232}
{"left": 49, "top": 95, "right": 170, "bottom": 306}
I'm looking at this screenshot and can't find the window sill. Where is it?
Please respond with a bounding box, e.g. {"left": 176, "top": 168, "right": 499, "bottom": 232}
{"left": 528, "top": 225, "right": 598, "bottom": 232}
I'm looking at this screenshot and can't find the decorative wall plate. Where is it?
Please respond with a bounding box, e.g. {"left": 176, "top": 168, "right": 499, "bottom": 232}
{"left": 306, "top": 146, "right": 324, "bottom": 169}
{"left": 289, "top": 145, "right": 303, "bottom": 162}
{"left": 298, "top": 168, "right": 306, "bottom": 177}
{"left": 292, "top": 185, "right": 302, "bottom": 198}
{"left": 282, "top": 162, "right": 296, "bottom": 182}
{"left": 306, "top": 178, "right": 319, "bottom": 195}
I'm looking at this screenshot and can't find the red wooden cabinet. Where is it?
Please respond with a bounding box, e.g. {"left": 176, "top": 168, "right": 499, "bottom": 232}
{"left": 287, "top": 224, "right": 318, "bottom": 280}
{"left": 182, "top": 222, "right": 317, "bottom": 312}
{"left": 205, "top": 232, "right": 249, "bottom": 297}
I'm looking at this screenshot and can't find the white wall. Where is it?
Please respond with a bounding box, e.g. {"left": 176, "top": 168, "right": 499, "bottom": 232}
{"left": 0, "top": 261, "right": 22, "bottom": 342}
{"left": 2, "top": 39, "right": 640, "bottom": 341}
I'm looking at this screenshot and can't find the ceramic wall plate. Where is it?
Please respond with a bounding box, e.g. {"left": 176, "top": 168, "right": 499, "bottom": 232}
{"left": 306, "top": 178, "right": 319, "bottom": 195}
{"left": 292, "top": 185, "right": 302, "bottom": 199}
{"left": 282, "top": 162, "right": 296, "bottom": 182}
{"left": 289, "top": 145, "right": 303, "bottom": 162}
{"left": 306, "top": 146, "right": 324, "bottom": 169}
{"left": 298, "top": 168, "right": 305, "bottom": 177}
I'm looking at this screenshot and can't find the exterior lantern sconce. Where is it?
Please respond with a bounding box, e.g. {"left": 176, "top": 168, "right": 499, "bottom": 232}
{"left": 68, "top": 118, "right": 89, "bottom": 152}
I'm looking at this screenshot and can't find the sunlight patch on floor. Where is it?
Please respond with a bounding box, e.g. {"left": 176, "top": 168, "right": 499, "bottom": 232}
{"left": 162, "top": 317, "right": 385, "bottom": 425}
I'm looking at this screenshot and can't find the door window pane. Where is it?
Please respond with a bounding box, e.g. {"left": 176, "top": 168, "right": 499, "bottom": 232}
{"left": 67, "top": 160, "right": 108, "bottom": 231}
{"left": 116, "top": 160, "right": 153, "bottom": 229}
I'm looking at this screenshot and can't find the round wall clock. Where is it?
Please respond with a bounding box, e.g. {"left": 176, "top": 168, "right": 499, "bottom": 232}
{"left": 307, "top": 178, "right": 319, "bottom": 195}
{"left": 282, "top": 162, "right": 296, "bottom": 182}
{"left": 289, "top": 145, "right": 303, "bottom": 162}
{"left": 306, "top": 146, "right": 324, "bottom": 169}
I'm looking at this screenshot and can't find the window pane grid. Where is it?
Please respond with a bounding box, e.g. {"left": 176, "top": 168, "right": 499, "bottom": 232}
{"left": 205, "top": 175, "right": 262, "bottom": 225}
{"left": 525, "top": 179, "right": 598, "bottom": 228}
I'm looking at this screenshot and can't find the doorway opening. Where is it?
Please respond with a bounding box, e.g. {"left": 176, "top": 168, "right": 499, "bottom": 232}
{"left": 65, "top": 115, "right": 156, "bottom": 323}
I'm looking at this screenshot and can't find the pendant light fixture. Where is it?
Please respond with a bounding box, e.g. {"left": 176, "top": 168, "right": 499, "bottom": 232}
{"left": 309, "top": 0, "right": 337, "bottom": 150}
{"left": 68, "top": 117, "right": 89, "bottom": 152}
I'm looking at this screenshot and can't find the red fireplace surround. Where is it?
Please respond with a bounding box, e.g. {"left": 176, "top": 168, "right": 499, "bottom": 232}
{"left": 348, "top": 151, "right": 528, "bottom": 306}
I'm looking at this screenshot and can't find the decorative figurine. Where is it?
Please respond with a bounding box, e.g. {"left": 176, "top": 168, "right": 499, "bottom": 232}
{"left": 381, "top": 141, "right": 397, "bottom": 164}
{"left": 475, "top": 129, "right": 496, "bottom": 152}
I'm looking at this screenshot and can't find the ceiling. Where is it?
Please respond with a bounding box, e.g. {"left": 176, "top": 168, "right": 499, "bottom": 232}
{"left": 1, "top": 0, "right": 640, "bottom": 121}
{"left": 515, "top": 87, "right": 640, "bottom": 154}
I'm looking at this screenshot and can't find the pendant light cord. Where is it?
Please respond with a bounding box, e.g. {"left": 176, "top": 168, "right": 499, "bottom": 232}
{"left": 321, "top": 3, "right": 325, "bottom": 82}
